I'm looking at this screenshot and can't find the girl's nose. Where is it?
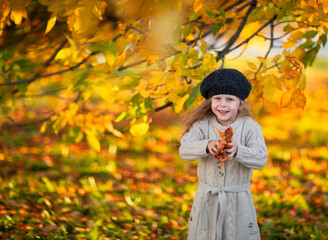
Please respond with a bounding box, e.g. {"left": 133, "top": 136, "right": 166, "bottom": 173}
{"left": 219, "top": 100, "right": 226, "bottom": 107}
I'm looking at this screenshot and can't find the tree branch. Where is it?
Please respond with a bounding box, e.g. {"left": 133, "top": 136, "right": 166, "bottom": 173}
{"left": 0, "top": 53, "right": 96, "bottom": 86}
{"left": 4, "top": 91, "right": 82, "bottom": 128}
{"left": 226, "top": 14, "right": 278, "bottom": 55}
{"left": 256, "top": 20, "right": 275, "bottom": 75}
{"left": 117, "top": 1, "right": 253, "bottom": 72}
{"left": 154, "top": 101, "right": 173, "bottom": 112}
{"left": 224, "top": 0, "right": 250, "bottom": 12}
{"left": 216, "top": 1, "right": 257, "bottom": 61}
{"left": 44, "top": 39, "right": 68, "bottom": 67}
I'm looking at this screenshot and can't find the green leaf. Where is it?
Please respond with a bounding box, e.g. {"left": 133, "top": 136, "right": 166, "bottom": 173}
{"left": 189, "top": 12, "right": 198, "bottom": 21}
{"left": 144, "top": 97, "right": 155, "bottom": 113}
{"left": 88, "top": 44, "right": 105, "bottom": 53}
{"left": 184, "top": 82, "right": 201, "bottom": 109}
{"left": 188, "top": 48, "right": 198, "bottom": 65}
{"left": 74, "top": 69, "right": 90, "bottom": 88}
{"left": 261, "top": 221, "right": 274, "bottom": 234}
{"left": 173, "top": 26, "right": 182, "bottom": 42}
{"left": 303, "top": 45, "right": 319, "bottom": 67}
{"left": 172, "top": 52, "right": 188, "bottom": 68}
{"left": 302, "top": 31, "right": 318, "bottom": 39}
{"left": 320, "top": 34, "right": 327, "bottom": 47}
{"left": 212, "top": 22, "right": 221, "bottom": 36}
{"left": 12, "top": 60, "right": 36, "bottom": 73}
{"left": 130, "top": 93, "right": 142, "bottom": 104}
{"left": 183, "top": 23, "right": 191, "bottom": 37}
{"left": 300, "top": 41, "right": 315, "bottom": 49}
{"left": 17, "top": 81, "right": 28, "bottom": 94}
{"left": 119, "top": 77, "right": 140, "bottom": 90}
{"left": 206, "top": 10, "right": 216, "bottom": 19}
{"left": 220, "top": 9, "right": 225, "bottom": 19}
{"left": 115, "top": 111, "right": 128, "bottom": 122}
{"left": 283, "top": 24, "right": 294, "bottom": 32}
{"left": 105, "top": 40, "right": 117, "bottom": 56}
{"left": 174, "top": 42, "right": 188, "bottom": 51}
{"left": 42, "top": 177, "right": 56, "bottom": 192}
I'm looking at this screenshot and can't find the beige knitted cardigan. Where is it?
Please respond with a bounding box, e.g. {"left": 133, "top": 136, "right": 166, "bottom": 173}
{"left": 179, "top": 116, "right": 268, "bottom": 240}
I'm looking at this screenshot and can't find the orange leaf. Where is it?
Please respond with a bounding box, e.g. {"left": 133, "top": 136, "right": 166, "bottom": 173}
{"left": 258, "top": 57, "right": 266, "bottom": 63}
{"left": 292, "top": 89, "right": 306, "bottom": 109}
{"left": 280, "top": 90, "right": 292, "bottom": 108}
{"left": 247, "top": 61, "right": 257, "bottom": 70}
{"left": 146, "top": 54, "right": 160, "bottom": 66}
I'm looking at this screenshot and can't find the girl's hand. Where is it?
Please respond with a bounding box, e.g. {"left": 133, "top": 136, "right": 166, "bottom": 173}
{"left": 224, "top": 142, "right": 238, "bottom": 161}
{"left": 206, "top": 138, "right": 222, "bottom": 156}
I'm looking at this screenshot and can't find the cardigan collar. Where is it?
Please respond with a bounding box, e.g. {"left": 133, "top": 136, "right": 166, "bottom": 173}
{"left": 210, "top": 115, "right": 244, "bottom": 132}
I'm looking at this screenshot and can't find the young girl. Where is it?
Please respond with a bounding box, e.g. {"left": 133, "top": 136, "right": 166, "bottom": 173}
{"left": 179, "top": 68, "right": 268, "bottom": 240}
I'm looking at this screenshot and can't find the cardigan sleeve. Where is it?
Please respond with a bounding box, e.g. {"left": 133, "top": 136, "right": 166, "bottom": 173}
{"left": 235, "top": 119, "right": 268, "bottom": 169}
{"left": 179, "top": 121, "right": 210, "bottom": 162}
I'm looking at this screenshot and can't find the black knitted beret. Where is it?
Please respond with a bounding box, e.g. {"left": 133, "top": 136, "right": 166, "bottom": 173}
{"left": 200, "top": 68, "right": 252, "bottom": 100}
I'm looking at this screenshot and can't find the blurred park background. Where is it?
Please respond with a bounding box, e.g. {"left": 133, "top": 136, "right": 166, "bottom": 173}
{"left": 1, "top": 0, "right": 328, "bottom": 239}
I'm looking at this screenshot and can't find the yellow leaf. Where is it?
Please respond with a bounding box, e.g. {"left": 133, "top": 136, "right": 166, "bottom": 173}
{"left": 104, "top": 51, "right": 116, "bottom": 65}
{"left": 288, "top": 30, "right": 304, "bottom": 41}
{"left": 203, "top": 53, "right": 217, "bottom": 72}
{"left": 2, "top": 2, "right": 10, "bottom": 20}
{"left": 56, "top": 48, "right": 72, "bottom": 60}
{"left": 247, "top": 61, "right": 257, "bottom": 70}
{"left": 188, "top": 48, "right": 198, "bottom": 61}
{"left": 272, "top": 55, "right": 281, "bottom": 62}
{"left": 148, "top": 72, "right": 164, "bottom": 89}
{"left": 40, "top": 122, "right": 47, "bottom": 133}
{"left": 200, "top": 39, "right": 207, "bottom": 54}
{"left": 93, "top": 83, "right": 117, "bottom": 104}
{"left": 86, "top": 134, "right": 101, "bottom": 152}
{"left": 284, "top": 69, "right": 300, "bottom": 89}
{"left": 193, "top": 0, "right": 204, "bottom": 13}
{"left": 291, "top": 47, "right": 305, "bottom": 59}
{"left": 10, "top": 0, "right": 27, "bottom": 25}
{"left": 175, "top": 42, "right": 188, "bottom": 51}
{"left": 299, "top": 74, "right": 306, "bottom": 91}
{"left": 172, "top": 94, "right": 189, "bottom": 113}
{"left": 135, "top": 79, "right": 150, "bottom": 98}
{"left": 263, "top": 76, "right": 275, "bottom": 100}
{"left": 45, "top": 15, "right": 57, "bottom": 34}
{"left": 282, "top": 41, "right": 298, "bottom": 49}
{"left": 280, "top": 90, "right": 292, "bottom": 108}
{"left": 130, "top": 122, "right": 149, "bottom": 136}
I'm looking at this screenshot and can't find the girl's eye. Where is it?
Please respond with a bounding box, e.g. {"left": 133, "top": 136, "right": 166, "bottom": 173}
{"left": 227, "top": 98, "right": 234, "bottom": 101}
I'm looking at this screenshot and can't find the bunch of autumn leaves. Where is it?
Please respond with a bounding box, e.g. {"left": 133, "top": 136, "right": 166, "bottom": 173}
{"left": 215, "top": 127, "right": 233, "bottom": 169}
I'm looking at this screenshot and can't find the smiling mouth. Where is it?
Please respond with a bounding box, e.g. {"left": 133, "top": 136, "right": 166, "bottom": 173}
{"left": 218, "top": 110, "right": 229, "bottom": 114}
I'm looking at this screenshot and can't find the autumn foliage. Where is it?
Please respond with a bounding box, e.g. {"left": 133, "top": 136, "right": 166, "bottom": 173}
{"left": 215, "top": 126, "right": 233, "bottom": 168}
{"left": 0, "top": 0, "right": 328, "bottom": 148}
{"left": 0, "top": 1, "right": 328, "bottom": 239}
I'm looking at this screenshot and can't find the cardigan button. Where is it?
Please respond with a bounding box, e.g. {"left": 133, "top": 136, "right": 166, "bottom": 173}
{"left": 248, "top": 222, "right": 253, "bottom": 228}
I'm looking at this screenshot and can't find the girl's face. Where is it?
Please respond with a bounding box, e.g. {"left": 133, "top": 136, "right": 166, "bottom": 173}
{"left": 211, "top": 94, "right": 241, "bottom": 126}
